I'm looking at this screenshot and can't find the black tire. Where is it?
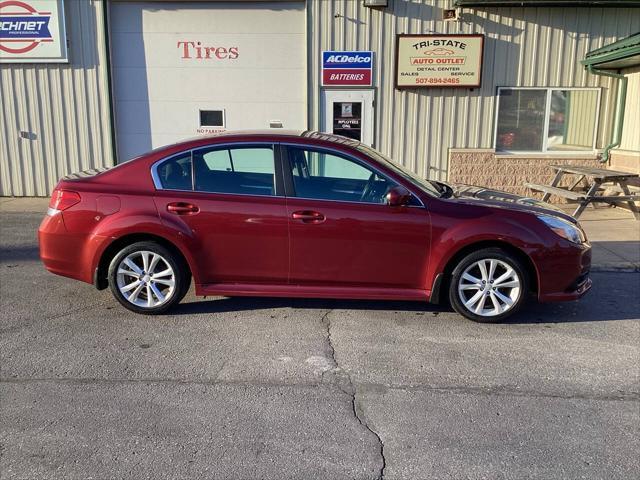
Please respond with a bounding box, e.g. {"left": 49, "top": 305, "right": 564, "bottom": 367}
{"left": 107, "top": 241, "right": 190, "bottom": 315}
{"left": 448, "top": 247, "right": 529, "bottom": 323}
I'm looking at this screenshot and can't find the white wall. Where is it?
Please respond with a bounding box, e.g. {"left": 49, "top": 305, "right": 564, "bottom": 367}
{"left": 110, "top": 1, "right": 306, "bottom": 162}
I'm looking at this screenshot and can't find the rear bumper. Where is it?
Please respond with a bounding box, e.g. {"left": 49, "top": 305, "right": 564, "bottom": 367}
{"left": 536, "top": 241, "right": 592, "bottom": 302}
{"left": 38, "top": 213, "right": 94, "bottom": 284}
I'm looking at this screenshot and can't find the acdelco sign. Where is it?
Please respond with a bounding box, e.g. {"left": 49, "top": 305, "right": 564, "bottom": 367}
{"left": 0, "top": 0, "right": 67, "bottom": 63}
{"left": 323, "top": 52, "right": 372, "bottom": 69}
{"left": 322, "top": 50, "right": 373, "bottom": 86}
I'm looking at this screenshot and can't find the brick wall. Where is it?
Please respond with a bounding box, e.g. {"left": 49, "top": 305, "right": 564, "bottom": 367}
{"left": 610, "top": 150, "right": 640, "bottom": 182}
{"left": 448, "top": 149, "right": 600, "bottom": 203}
{"left": 609, "top": 150, "right": 640, "bottom": 211}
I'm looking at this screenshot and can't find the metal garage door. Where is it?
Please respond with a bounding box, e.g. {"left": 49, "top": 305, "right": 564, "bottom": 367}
{"left": 109, "top": 1, "right": 306, "bottom": 162}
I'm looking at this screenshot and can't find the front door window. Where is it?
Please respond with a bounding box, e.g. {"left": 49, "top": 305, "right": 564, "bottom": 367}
{"left": 288, "top": 147, "right": 396, "bottom": 204}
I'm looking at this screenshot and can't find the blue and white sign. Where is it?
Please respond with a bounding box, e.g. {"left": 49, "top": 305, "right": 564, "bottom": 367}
{"left": 322, "top": 51, "right": 373, "bottom": 69}
{"left": 322, "top": 51, "right": 373, "bottom": 86}
{"left": 0, "top": 16, "right": 52, "bottom": 39}
{"left": 0, "top": 0, "right": 67, "bottom": 63}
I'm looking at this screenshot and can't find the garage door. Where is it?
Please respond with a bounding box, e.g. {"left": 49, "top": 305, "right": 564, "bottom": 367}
{"left": 110, "top": 1, "right": 306, "bottom": 161}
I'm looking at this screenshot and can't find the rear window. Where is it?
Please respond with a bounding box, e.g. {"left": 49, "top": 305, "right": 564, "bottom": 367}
{"left": 156, "top": 152, "right": 192, "bottom": 190}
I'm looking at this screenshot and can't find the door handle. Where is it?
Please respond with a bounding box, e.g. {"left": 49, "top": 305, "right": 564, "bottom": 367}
{"left": 167, "top": 202, "right": 199, "bottom": 215}
{"left": 292, "top": 210, "right": 325, "bottom": 224}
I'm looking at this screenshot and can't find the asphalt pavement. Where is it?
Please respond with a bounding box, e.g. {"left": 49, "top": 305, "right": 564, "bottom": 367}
{"left": 1, "top": 209, "right": 639, "bottom": 479}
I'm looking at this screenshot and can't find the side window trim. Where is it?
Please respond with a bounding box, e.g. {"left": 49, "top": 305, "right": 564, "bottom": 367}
{"left": 190, "top": 150, "right": 195, "bottom": 190}
{"left": 151, "top": 142, "right": 285, "bottom": 196}
{"left": 280, "top": 143, "right": 425, "bottom": 207}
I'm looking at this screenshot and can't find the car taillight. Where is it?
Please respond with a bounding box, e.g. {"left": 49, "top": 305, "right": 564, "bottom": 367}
{"left": 48, "top": 189, "right": 81, "bottom": 214}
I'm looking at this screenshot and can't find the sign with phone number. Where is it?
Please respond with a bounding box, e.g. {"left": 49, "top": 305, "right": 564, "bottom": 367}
{"left": 395, "top": 34, "right": 484, "bottom": 89}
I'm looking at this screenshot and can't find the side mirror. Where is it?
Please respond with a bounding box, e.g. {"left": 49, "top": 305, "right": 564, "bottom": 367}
{"left": 386, "top": 186, "right": 411, "bottom": 207}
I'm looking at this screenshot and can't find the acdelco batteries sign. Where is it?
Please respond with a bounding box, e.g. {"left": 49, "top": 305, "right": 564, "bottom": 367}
{"left": 0, "top": 0, "right": 67, "bottom": 63}
{"left": 322, "top": 51, "right": 373, "bottom": 86}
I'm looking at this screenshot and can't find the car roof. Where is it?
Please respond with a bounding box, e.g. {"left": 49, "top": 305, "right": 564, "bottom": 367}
{"left": 117, "top": 130, "right": 365, "bottom": 167}
{"left": 170, "top": 129, "right": 362, "bottom": 148}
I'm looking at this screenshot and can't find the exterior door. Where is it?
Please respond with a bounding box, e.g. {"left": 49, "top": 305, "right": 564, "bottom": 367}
{"left": 322, "top": 90, "right": 375, "bottom": 146}
{"left": 153, "top": 144, "right": 288, "bottom": 285}
{"left": 283, "top": 145, "right": 430, "bottom": 289}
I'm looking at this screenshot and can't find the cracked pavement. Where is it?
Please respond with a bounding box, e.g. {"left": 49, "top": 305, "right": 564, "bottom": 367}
{"left": 1, "top": 211, "right": 639, "bottom": 479}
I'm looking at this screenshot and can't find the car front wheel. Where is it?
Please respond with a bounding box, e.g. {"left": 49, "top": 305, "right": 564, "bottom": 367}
{"left": 449, "top": 248, "right": 528, "bottom": 323}
{"left": 108, "top": 241, "right": 190, "bottom": 314}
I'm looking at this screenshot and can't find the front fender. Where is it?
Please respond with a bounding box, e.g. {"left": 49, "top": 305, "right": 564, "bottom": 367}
{"left": 425, "top": 214, "right": 545, "bottom": 293}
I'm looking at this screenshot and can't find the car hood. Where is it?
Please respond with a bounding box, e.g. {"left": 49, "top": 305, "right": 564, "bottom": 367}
{"left": 448, "top": 184, "right": 577, "bottom": 223}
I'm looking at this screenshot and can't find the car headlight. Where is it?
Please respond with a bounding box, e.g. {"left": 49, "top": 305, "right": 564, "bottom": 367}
{"left": 536, "top": 214, "right": 586, "bottom": 244}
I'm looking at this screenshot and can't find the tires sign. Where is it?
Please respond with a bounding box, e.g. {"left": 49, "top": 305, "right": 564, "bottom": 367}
{"left": 322, "top": 51, "right": 373, "bottom": 86}
{"left": 0, "top": 0, "right": 67, "bottom": 63}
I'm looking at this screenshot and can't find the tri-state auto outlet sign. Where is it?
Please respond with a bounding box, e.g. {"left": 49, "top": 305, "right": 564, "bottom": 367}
{"left": 395, "top": 34, "right": 484, "bottom": 88}
{"left": 322, "top": 51, "right": 373, "bottom": 86}
{"left": 0, "top": 0, "right": 67, "bottom": 63}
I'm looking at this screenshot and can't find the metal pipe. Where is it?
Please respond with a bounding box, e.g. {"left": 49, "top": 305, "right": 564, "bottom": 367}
{"left": 587, "top": 64, "right": 628, "bottom": 163}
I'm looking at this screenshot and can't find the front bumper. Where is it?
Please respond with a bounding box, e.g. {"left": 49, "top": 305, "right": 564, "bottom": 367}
{"left": 536, "top": 241, "right": 592, "bottom": 302}
{"left": 539, "top": 273, "right": 592, "bottom": 302}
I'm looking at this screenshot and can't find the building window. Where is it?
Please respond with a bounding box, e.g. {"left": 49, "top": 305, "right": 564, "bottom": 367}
{"left": 494, "top": 88, "right": 600, "bottom": 153}
{"left": 199, "top": 109, "right": 225, "bottom": 128}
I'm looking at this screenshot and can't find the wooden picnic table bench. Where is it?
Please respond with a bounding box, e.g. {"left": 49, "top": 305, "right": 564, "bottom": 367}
{"left": 525, "top": 165, "right": 640, "bottom": 220}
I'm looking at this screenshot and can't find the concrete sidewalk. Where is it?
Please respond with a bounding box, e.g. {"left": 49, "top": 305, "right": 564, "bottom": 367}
{"left": 563, "top": 206, "right": 640, "bottom": 272}
{"left": 2, "top": 197, "right": 638, "bottom": 272}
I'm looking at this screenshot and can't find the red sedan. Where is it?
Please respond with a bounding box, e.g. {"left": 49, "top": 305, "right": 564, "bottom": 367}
{"left": 39, "top": 131, "right": 591, "bottom": 322}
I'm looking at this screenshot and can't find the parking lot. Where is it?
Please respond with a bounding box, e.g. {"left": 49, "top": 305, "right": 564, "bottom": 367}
{"left": 1, "top": 204, "right": 639, "bottom": 479}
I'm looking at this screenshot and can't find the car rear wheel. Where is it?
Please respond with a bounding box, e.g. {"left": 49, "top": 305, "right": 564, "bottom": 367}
{"left": 108, "top": 241, "right": 190, "bottom": 314}
{"left": 448, "top": 248, "right": 528, "bottom": 323}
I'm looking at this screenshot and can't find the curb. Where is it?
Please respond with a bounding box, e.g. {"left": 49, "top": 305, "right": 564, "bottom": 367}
{"left": 590, "top": 264, "right": 640, "bottom": 273}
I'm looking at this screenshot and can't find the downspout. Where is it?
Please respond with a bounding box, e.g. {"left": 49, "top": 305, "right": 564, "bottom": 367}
{"left": 587, "top": 64, "right": 627, "bottom": 163}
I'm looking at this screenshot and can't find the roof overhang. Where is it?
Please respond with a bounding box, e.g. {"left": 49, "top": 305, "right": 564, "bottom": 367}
{"left": 582, "top": 33, "right": 640, "bottom": 70}
{"left": 454, "top": 0, "right": 640, "bottom": 6}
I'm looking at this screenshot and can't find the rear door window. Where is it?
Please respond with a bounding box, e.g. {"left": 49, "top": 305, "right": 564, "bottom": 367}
{"left": 193, "top": 146, "right": 276, "bottom": 196}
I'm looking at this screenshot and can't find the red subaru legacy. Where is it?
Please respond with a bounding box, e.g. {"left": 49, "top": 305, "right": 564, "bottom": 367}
{"left": 39, "top": 131, "right": 591, "bottom": 322}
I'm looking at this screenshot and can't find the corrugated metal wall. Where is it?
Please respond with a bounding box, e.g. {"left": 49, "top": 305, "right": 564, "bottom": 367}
{"left": 564, "top": 90, "right": 599, "bottom": 149}
{"left": 0, "top": 0, "right": 113, "bottom": 197}
{"left": 3, "top": 1, "right": 639, "bottom": 196}
{"left": 308, "top": 1, "right": 640, "bottom": 180}
{"left": 620, "top": 66, "right": 640, "bottom": 152}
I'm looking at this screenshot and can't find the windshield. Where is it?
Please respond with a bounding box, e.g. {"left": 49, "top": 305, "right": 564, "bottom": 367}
{"left": 356, "top": 144, "right": 441, "bottom": 196}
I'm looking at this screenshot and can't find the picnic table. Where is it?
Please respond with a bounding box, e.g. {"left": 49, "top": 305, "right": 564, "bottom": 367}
{"left": 526, "top": 165, "right": 640, "bottom": 220}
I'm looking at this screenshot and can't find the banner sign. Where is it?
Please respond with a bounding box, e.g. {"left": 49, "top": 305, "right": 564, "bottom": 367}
{"left": 0, "top": 0, "right": 68, "bottom": 63}
{"left": 395, "top": 34, "right": 483, "bottom": 88}
{"left": 322, "top": 51, "right": 373, "bottom": 86}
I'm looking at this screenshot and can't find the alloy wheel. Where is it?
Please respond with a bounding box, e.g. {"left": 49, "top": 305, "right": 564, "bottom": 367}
{"left": 116, "top": 250, "right": 176, "bottom": 308}
{"left": 457, "top": 258, "right": 521, "bottom": 317}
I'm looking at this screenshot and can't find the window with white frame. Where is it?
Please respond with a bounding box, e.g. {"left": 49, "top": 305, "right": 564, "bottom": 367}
{"left": 199, "top": 109, "right": 225, "bottom": 128}
{"left": 494, "top": 88, "right": 600, "bottom": 153}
